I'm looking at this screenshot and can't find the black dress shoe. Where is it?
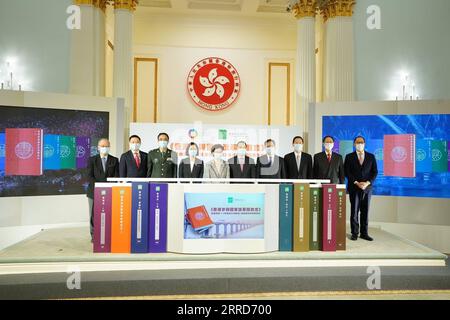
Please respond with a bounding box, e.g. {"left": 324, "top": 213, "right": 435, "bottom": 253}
{"left": 350, "top": 234, "right": 358, "bottom": 241}
{"left": 360, "top": 234, "right": 373, "bottom": 241}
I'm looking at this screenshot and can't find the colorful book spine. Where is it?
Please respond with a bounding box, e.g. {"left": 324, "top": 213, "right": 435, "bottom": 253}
{"left": 148, "top": 183, "right": 168, "bottom": 253}
{"left": 43, "top": 134, "right": 61, "bottom": 170}
{"left": 131, "top": 182, "right": 150, "bottom": 253}
{"left": 76, "top": 136, "right": 91, "bottom": 169}
{"left": 336, "top": 185, "right": 347, "bottom": 251}
{"left": 93, "top": 184, "right": 112, "bottom": 253}
{"left": 5, "top": 128, "right": 43, "bottom": 176}
{"left": 0, "top": 133, "right": 5, "bottom": 173}
{"left": 278, "top": 184, "right": 293, "bottom": 251}
{"left": 309, "top": 184, "right": 322, "bottom": 251}
{"left": 293, "top": 183, "right": 310, "bottom": 252}
{"left": 59, "top": 135, "right": 77, "bottom": 170}
{"left": 111, "top": 184, "right": 132, "bottom": 253}
{"left": 322, "top": 184, "right": 337, "bottom": 252}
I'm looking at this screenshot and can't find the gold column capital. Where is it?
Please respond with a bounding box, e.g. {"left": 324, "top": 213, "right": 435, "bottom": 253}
{"left": 291, "top": 0, "right": 317, "bottom": 19}
{"left": 319, "top": 0, "right": 356, "bottom": 22}
{"left": 73, "top": 0, "right": 108, "bottom": 12}
{"left": 113, "top": 0, "right": 139, "bottom": 11}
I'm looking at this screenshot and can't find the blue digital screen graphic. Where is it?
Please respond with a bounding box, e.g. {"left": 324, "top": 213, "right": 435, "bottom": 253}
{"left": 323, "top": 114, "right": 450, "bottom": 198}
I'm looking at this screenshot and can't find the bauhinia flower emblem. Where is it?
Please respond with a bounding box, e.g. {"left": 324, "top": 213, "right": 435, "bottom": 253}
{"left": 199, "top": 68, "right": 230, "bottom": 99}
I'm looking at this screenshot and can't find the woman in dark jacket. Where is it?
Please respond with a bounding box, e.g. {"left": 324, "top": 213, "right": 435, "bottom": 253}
{"left": 178, "top": 142, "right": 204, "bottom": 179}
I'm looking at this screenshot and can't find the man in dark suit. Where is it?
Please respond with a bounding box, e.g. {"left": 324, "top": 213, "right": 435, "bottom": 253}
{"left": 256, "top": 139, "right": 286, "bottom": 180}
{"left": 228, "top": 141, "right": 256, "bottom": 182}
{"left": 313, "top": 135, "right": 345, "bottom": 184}
{"left": 147, "top": 132, "right": 178, "bottom": 178}
{"left": 119, "top": 135, "right": 148, "bottom": 178}
{"left": 87, "top": 138, "right": 119, "bottom": 241}
{"left": 284, "top": 136, "right": 313, "bottom": 180}
{"left": 345, "top": 136, "right": 378, "bottom": 241}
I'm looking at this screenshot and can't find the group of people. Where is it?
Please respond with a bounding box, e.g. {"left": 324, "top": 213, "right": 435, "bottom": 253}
{"left": 87, "top": 133, "right": 378, "bottom": 243}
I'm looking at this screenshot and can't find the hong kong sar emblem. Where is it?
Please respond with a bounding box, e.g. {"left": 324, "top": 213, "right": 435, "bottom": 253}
{"left": 187, "top": 57, "right": 240, "bottom": 111}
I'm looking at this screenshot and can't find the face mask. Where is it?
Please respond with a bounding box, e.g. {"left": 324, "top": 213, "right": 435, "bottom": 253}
{"left": 356, "top": 143, "right": 365, "bottom": 152}
{"left": 266, "top": 147, "right": 275, "bottom": 156}
{"left": 213, "top": 152, "right": 223, "bottom": 160}
{"left": 99, "top": 147, "right": 110, "bottom": 155}
{"left": 324, "top": 143, "right": 334, "bottom": 151}
{"left": 237, "top": 148, "right": 246, "bottom": 156}
{"left": 159, "top": 140, "right": 168, "bottom": 149}
{"left": 188, "top": 149, "right": 197, "bottom": 157}
{"left": 130, "top": 143, "right": 140, "bottom": 152}
{"left": 294, "top": 144, "right": 303, "bottom": 153}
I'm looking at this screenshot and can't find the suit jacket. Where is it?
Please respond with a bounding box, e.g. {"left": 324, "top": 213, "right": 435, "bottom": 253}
{"left": 178, "top": 157, "right": 204, "bottom": 178}
{"left": 313, "top": 151, "right": 345, "bottom": 184}
{"left": 256, "top": 155, "right": 286, "bottom": 179}
{"left": 119, "top": 150, "right": 148, "bottom": 178}
{"left": 86, "top": 154, "right": 119, "bottom": 198}
{"left": 147, "top": 148, "right": 178, "bottom": 178}
{"left": 204, "top": 160, "right": 230, "bottom": 179}
{"left": 284, "top": 152, "right": 313, "bottom": 179}
{"left": 228, "top": 156, "right": 256, "bottom": 179}
{"left": 344, "top": 151, "right": 378, "bottom": 194}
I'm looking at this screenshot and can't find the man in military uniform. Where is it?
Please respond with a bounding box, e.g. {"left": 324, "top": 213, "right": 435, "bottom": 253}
{"left": 147, "top": 132, "right": 178, "bottom": 178}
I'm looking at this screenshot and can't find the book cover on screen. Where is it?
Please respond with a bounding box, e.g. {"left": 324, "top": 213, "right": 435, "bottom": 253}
{"left": 0, "top": 133, "right": 5, "bottom": 173}
{"left": 185, "top": 205, "right": 215, "bottom": 232}
{"left": 293, "top": 184, "right": 310, "bottom": 252}
{"left": 336, "top": 185, "right": 347, "bottom": 251}
{"left": 339, "top": 140, "right": 354, "bottom": 158}
{"left": 43, "top": 134, "right": 61, "bottom": 170}
{"left": 278, "top": 184, "right": 293, "bottom": 251}
{"left": 59, "top": 135, "right": 77, "bottom": 170}
{"left": 131, "top": 182, "right": 150, "bottom": 253}
{"left": 5, "top": 128, "right": 43, "bottom": 176}
{"left": 93, "top": 185, "right": 112, "bottom": 253}
{"left": 76, "top": 136, "right": 91, "bottom": 169}
{"left": 366, "top": 139, "right": 384, "bottom": 173}
{"left": 111, "top": 184, "right": 132, "bottom": 253}
{"left": 431, "top": 140, "right": 447, "bottom": 173}
{"left": 322, "top": 184, "right": 337, "bottom": 252}
{"left": 383, "top": 134, "right": 416, "bottom": 178}
{"left": 309, "top": 185, "right": 322, "bottom": 251}
{"left": 416, "top": 140, "right": 432, "bottom": 173}
{"left": 149, "top": 183, "right": 168, "bottom": 253}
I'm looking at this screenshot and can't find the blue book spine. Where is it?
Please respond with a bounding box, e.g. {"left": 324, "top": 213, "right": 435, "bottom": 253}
{"left": 148, "top": 183, "right": 168, "bottom": 253}
{"left": 131, "top": 182, "right": 149, "bottom": 253}
{"left": 0, "top": 133, "right": 5, "bottom": 174}
{"left": 279, "top": 184, "right": 293, "bottom": 251}
{"left": 43, "top": 134, "right": 61, "bottom": 170}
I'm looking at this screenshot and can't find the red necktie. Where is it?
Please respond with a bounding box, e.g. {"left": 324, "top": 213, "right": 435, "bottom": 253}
{"left": 134, "top": 153, "right": 140, "bottom": 168}
{"left": 327, "top": 153, "right": 331, "bottom": 163}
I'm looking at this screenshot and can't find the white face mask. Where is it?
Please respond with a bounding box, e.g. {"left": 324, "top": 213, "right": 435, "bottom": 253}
{"left": 130, "top": 143, "right": 140, "bottom": 152}
{"left": 237, "top": 148, "right": 246, "bottom": 156}
{"left": 324, "top": 143, "right": 334, "bottom": 151}
{"left": 294, "top": 144, "right": 303, "bottom": 153}
{"left": 159, "top": 140, "right": 168, "bottom": 149}
{"left": 356, "top": 143, "right": 365, "bottom": 152}
{"left": 213, "top": 152, "right": 223, "bottom": 160}
{"left": 266, "top": 147, "right": 275, "bottom": 156}
{"left": 99, "top": 147, "right": 110, "bottom": 155}
{"left": 188, "top": 149, "right": 197, "bottom": 157}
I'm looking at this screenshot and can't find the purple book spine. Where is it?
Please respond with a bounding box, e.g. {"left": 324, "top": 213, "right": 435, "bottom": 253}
{"left": 76, "top": 137, "right": 91, "bottom": 169}
{"left": 148, "top": 183, "right": 168, "bottom": 253}
{"left": 93, "top": 186, "right": 112, "bottom": 253}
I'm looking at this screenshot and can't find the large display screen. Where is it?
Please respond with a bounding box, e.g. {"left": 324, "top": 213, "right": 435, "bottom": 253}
{"left": 323, "top": 114, "right": 450, "bottom": 198}
{"left": 0, "top": 106, "right": 109, "bottom": 197}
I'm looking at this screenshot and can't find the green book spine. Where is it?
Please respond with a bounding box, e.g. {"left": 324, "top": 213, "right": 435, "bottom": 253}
{"left": 336, "top": 186, "right": 347, "bottom": 251}
{"left": 293, "top": 183, "right": 310, "bottom": 252}
{"left": 309, "top": 185, "right": 322, "bottom": 251}
{"left": 431, "top": 140, "right": 448, "bottom": 172}
{"left": 59, "top": 135, "right": 76, "bottom": 169}
{"left": 279, "top": 184, "right": 293, "bottom": 251}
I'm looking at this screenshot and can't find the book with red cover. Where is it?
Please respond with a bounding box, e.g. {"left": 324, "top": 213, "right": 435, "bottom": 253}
{"left": 322, "top": 184, "right": 337, "bottom": 252}
{"left": 186, "top": 205, "right": 214, "bottom": 232}
{"left": 5, "top": 128, "right": 43, "bottom": 176}
{"left": 383, "top": 134, "right": 416, "bottom": 178}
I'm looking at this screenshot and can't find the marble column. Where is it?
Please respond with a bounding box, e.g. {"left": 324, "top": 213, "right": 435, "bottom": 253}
{"left": 321, "top": 0, "right": 355, "bottom": 101}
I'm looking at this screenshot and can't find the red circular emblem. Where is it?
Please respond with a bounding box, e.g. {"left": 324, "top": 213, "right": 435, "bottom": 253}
{"left": 187, "top": 57, "right": 240, "bottom": 111}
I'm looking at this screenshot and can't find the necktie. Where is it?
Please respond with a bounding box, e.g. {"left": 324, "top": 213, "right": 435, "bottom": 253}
{"left": 358, "top": 152, "right": 364, "bottom": 165}
{"left": 134, "top": 153, "right": 140, "bottom": 168}
{"left": 102, "top": 157, "right": 106, "bottom": 172}
{"left": 327, "top": 153, "right": 331, "bottom": 163}
{"left": 296, "top": 154, "right": 301, "bottom": 169}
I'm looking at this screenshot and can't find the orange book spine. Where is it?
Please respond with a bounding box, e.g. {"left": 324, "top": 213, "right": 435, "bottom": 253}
{"left": 111, "top": 184, "right": 132, "bottom": 253}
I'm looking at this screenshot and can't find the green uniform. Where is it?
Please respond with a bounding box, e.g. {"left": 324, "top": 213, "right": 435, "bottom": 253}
{"left": 147, "top": 148, "right": 178, "bottom": 178}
